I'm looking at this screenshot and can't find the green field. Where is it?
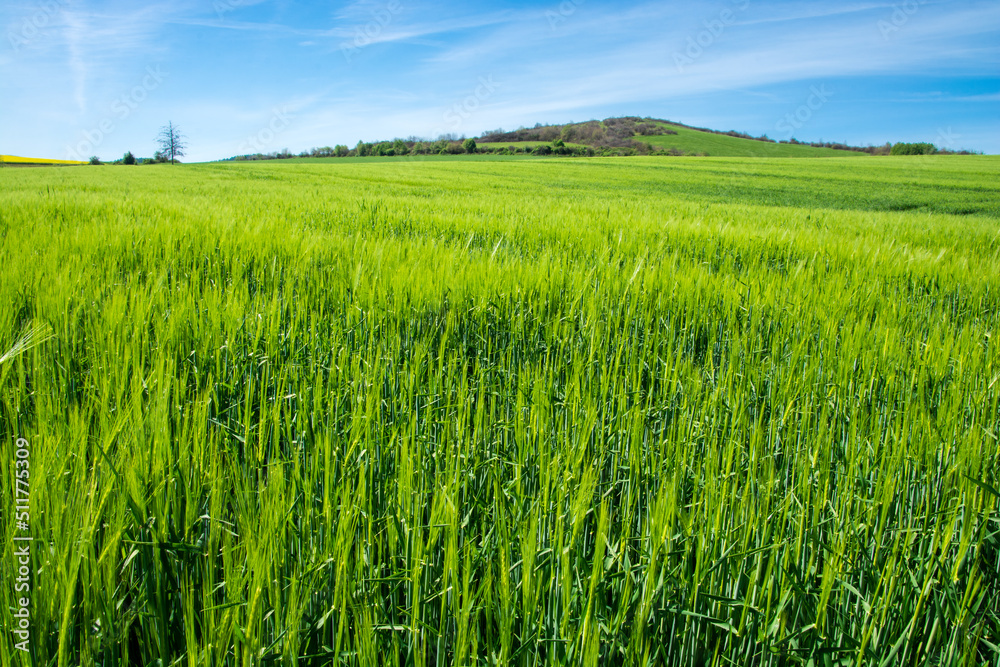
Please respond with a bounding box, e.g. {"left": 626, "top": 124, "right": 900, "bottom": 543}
{"left": 641, "top": 125, "right": 870, "bottom": 157}
{"left": 1, "top": 156, "right": 998, "bottom": 665}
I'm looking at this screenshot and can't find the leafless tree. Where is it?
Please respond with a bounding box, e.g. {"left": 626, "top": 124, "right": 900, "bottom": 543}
{"left": 156, "top": 121, "right": 187, "bottom": 164}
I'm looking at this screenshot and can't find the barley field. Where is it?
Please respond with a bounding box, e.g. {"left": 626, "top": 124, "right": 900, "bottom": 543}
{"left": 1, "top": 155, "right": 998, "bottom": 666}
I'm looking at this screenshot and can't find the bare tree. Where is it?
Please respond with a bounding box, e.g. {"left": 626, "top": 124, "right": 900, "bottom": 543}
{"left": 156, "top": 121, "right": 188, "bottom": 164}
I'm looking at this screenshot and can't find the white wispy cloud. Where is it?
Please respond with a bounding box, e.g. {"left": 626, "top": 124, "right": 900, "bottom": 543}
{"left": 171, "top": 6, "right": 522, "bottom": 48}
{"left": 734, "top": 2, "right": 902, "bottom": 26}
{"left": 423, "top": 0, "right": 1000, "bottom": 101}
{"left": 63, "top": 11, "right": 88, "bottom": 113}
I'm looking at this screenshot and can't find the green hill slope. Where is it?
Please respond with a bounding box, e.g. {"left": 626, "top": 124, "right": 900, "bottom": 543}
{"left": 643, "top": 124, "right": 868, "bottom": 157}
{"left": 478, "top": 117, "right": 874, "bottom": 158}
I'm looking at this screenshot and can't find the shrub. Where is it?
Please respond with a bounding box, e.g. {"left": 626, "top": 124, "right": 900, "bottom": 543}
{"left": 890, "top": 142, "right": 937, "bottom": 156}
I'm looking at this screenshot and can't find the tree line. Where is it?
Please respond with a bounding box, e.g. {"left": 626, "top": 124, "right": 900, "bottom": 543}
{"left": 88, "top": 122, "right": 187, "bottom": 165}
{"left": 227, "top": 139, "right": 689, "bottom": 162}
{"left": 222, "top": 116, "right": 982, "bottom": 162}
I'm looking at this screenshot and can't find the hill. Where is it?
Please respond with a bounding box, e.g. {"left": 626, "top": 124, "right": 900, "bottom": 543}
{"left": 639, "top": 124, "right": 868, "bottom": 157}
{"left": 228, "top": 116, "right": 978, "bottom": 161}
{"left": 477, "top": 117, "right": 878, "bottom": 157}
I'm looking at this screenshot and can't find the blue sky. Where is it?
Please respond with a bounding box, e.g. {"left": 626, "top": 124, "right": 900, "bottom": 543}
{"left": 2, "top": 0, "right": 998, "bottom": 161}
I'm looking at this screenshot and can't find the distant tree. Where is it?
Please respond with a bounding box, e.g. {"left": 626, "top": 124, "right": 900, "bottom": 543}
{"left": 89, "top": 156, "right": 102, "bottom": 165}
{"left": 156, "top": 121, "right": 188, "bottom": 164}
{"left": 890, "top": 142, "right": 936, "bottom": 156}
{"left": 123, "top": 151, "right": 137, "bottom": 165}
{"left": 463, "top": 138, "right": 477, "bottom": 153}
{"left": 393, "top": 139, "right": 409, "bottom": 156}
{"left": 441, "top": 142, "right": 465, "bottom": 155}
{"left": 334, "top": 145, "right": 349, "bottom": 157}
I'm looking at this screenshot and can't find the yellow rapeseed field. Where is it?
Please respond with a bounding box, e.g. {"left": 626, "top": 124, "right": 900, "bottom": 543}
{"left": 0, "top": 154, "right": 87, "bottom": 165}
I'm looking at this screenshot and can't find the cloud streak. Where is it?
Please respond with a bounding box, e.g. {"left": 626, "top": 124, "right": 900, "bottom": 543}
{"left": 63, "top": 11, "right": 88, "bottom": 112}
